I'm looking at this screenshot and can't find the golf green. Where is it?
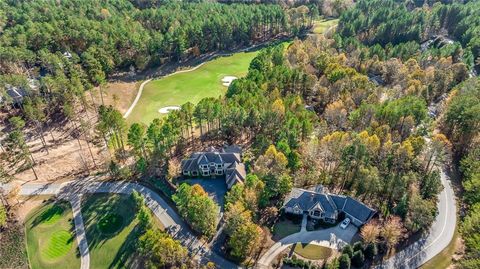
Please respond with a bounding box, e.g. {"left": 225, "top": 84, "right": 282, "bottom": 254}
{"left": 127, "top": 51, "right": 258, "bottom": 124}
{"left": 25, "top": 201, "right": 80, "bottom": 269}
{"left": 41, "top": 230, "right": 74, "bottom": 260}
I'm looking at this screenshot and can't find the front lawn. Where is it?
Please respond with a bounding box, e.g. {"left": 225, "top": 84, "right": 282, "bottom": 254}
{"left": 273, "top": 219, "right": 301, "bottom": 240}
{"left": 81, "top": 193, "right": 162, "bottom": 269}
{"left": 25, "top": 201, "right": 80, "bottom": 269}
{"left": 293, "top": 243, "right": 333, "bottom": 260}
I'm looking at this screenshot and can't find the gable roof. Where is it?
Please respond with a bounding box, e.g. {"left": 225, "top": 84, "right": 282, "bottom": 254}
{"left": 342, "top": 197, "right": 375, "bottom": 223}
{"left": 284, "top": 188, "right": 338, "bottom": 216}
{"left": 283, "top": 188, "right": 375, "bottom": 224}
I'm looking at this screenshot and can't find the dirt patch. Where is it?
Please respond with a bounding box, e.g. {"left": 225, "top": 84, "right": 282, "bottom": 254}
{"left": 90, "top": 81, "right": 140, "bottom": 115}
{"left": 9, "top": 123, "right": 108, "bottom": 183}
{"left": 16, "top": 195, "right": 54, "bottom": 222}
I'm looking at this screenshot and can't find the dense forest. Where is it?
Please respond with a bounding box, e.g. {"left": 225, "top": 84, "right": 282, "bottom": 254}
{"left": 336, "top": 0, "right": 480, "bottom": 71}
{"left": 91, "top": 32, "right": 469, "bottom": 264}
{"left": 0, "top": 0, "right": 317, "bottom": 121}
{"left": 1, "top": 0, "right": 479, "bottom": 268}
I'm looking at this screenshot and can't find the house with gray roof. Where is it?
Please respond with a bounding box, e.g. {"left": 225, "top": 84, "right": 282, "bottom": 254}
{"left": 283, "top": 187, "right": 376, "bottom": 227}
{"left": 181, "top": 146, "right": 246, "bottom": 189}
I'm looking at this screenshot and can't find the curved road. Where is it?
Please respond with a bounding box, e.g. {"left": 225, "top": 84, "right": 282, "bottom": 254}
{"left": 375, "top": 169, "right": 456, "bottom": 269}
{"left": 1, "top": 180, "right": 239, "bottom": 269}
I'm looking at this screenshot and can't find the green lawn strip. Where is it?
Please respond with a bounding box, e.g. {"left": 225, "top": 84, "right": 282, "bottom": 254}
{"left": 312, "top": 19, "right": 339, "bottom": 34}
{"left": 127, "top": 51, "right": 258, "bottom": 125}
{"left": 81, "top": 193, "right": 164, "bottom": 269}
{"left": 420, "top": 228, "right": 459, "bottom": 269}
{"left": 25, "top": 201, "right": 80, "bottom": 269}
{"left": 273, "top": 220, "right": 301, "bottom": 240}
{"left": 293, "top": 243, "right": 333, "bottom": 260}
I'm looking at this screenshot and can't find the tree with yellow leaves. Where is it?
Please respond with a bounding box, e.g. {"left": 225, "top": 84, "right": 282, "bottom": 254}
{"left": 254, "top": 145, "right": 292, "bottom": 198}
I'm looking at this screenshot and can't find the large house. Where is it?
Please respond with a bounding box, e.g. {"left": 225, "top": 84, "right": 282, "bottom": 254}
{"left": 283, "top": 187, "right": 375, "bottom": 227}
{"left": 181, "top": 146, "right": 246, "bottom": 189}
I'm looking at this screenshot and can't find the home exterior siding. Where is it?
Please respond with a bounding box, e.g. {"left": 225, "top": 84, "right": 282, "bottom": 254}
{"left": 181, "top": 146, "right": 246, "bottom": 189}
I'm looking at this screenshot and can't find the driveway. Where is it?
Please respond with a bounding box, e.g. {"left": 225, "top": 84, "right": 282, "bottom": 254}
{"left": 1, "top": 179, "right": 240, "bottom": 269}
{"left": 257, "top": 224, "right": 357, "bottom": 268}
{"left": 181, "top": 178, "right": 227, "bottom": 210}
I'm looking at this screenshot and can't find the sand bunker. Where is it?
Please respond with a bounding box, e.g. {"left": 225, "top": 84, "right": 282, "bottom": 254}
{"left": 221, "top": 76, "right": 238, "bottom": 87}
{"left": 158, "top": 106, "right": 181, "bottom": 114}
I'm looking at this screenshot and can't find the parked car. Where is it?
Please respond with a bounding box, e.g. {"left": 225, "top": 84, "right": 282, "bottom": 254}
{"left": 340, "top": 218, "right": 351, "bottom": 229}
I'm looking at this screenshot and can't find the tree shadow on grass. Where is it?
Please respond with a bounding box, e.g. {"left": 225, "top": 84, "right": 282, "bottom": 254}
{"left": 108, "top": 224, "right": 142, "bottom": 269}
{"left": 29, "top": 201, "right": 67, "bottom": 228}
{"left": 81, "top": 194, "right": 136, "bottom": 251}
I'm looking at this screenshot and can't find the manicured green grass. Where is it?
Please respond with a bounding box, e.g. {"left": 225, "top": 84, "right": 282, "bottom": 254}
{"left": 312, "top": 19, "right": 339, "bottom": 34}
{"left": 41, "top": 230, "right": 75, "bottom": 259}
{"left": 98, "top": 213, "right": 124, "bottom": 235}
{"left": 39, "top": 204, "right": 64, "bottom": 225}
{"left": 25, "top": 201, "right": 80, "bottom": 269}
{"left": 81, "top": 193, "right": 164, "bottom": 269}
{"left": 273, "top": 219, "right": 301, "bottom": 240}
{"left": 293, "top": 243, "right": 333, "bottom": 260}
{"left": 128, "top": 51, "right": 258, "bottom": 124}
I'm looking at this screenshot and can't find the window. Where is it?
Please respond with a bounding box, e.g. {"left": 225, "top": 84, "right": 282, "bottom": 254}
{"left": 216, "top": 164, "right": 222, "bottom": 168}
{"left": 313, "top": 210, "right": 321, "bottom": 217}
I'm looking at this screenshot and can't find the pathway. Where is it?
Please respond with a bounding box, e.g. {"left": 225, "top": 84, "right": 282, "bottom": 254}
{"left": 1, "top": 179, "right": 240, "bottom": 269}
{"left": 68, "top": 195, "right": 90, "bottom": 269}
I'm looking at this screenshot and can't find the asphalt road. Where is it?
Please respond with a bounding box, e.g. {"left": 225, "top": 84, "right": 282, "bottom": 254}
{"left": 1, "top": 180, "right": 240, "bottom": 269}
{"left": 375, "top": 169, "right": 456, "bottom": 269}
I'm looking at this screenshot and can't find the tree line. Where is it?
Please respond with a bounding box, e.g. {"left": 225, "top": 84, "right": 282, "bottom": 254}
{"left": 441, "top": 78, "right": 480, "bottom": 269}
{"left": 100, "top": 34, "right": 466, "bottom": 264}
{"left": 0, "top": 0, "right": 317, "bottom": 124}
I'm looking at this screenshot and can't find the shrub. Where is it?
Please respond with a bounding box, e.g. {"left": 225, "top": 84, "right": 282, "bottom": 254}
{"left": 364, "top": 243, "right": 378, "bottom": 260}
{"left": 342, "top": 244, "right": 354, "bottom": 258}
{"left": 351, "top": 250, "right": 365, "bottom": 267}
{"left": 339, "top": 254, "right": 351, "bottom": 269}
{"left": 353, "top": 241, "right": 364, "bottom": 252}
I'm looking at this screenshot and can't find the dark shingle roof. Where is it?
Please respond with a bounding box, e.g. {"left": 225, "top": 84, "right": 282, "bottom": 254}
{"left": 220, "top": 153, "right": 241, "bottom": 164}
{"left": 342, "top": 197, "right": 375, "bottom": 222}
{"left": 223, "top": 145, "right": 242, "bottom": 154}
{"left": 284, "top": 188, "right": 338, "bottom": 215}
{"left": 331, "top": 195, "right": 347, "bottom": 209}
{"left": 284, "top": 188, "right": 375, "bottom": 224}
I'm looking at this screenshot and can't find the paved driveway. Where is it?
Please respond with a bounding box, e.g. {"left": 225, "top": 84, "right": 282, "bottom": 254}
{"left": 257, "top": 224, "right": 358, "bottom": 268}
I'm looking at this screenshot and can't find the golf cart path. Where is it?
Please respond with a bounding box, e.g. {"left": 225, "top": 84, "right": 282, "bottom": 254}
{"left": 69, "top": 195, "right": 90, "bottom": 269}
{"left": 123, "top": 44, "right": 264, "bottom": 119}
{"left": 1, "top": 180, "right": 239, "bottom": 269}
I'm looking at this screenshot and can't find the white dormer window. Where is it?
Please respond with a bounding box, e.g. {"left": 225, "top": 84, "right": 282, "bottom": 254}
{"left": 210, "top": 162, "right": 215, "bottom": 167}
